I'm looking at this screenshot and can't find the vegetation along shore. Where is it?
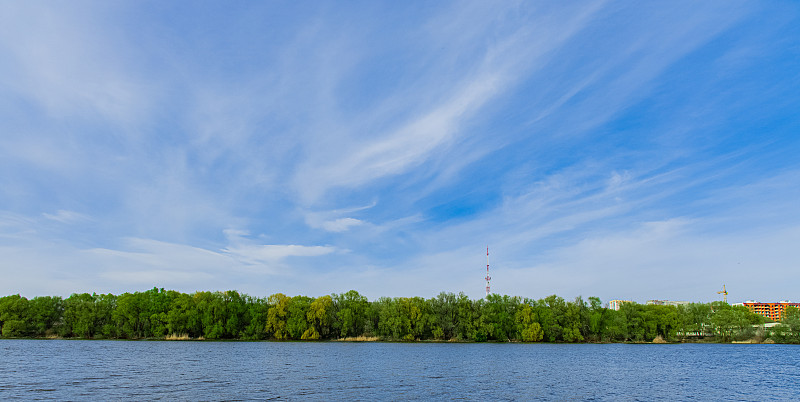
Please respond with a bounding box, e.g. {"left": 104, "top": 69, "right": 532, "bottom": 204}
{"left": 1, "top": 288, "right": 798, "bottom": 343}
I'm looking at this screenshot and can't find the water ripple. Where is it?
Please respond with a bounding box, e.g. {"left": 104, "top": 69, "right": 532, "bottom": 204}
{"left": 0, "top": 340, "right": 799, "bottom": 400}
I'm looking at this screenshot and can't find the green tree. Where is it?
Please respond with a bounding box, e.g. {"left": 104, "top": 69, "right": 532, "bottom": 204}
{"left": 709, "top": 302, "right": 757, "bottom": 342}
{"left": 680, "top": 303, "right": 712, "bottom": 337}
{"left": 287, "top": 296, "right": 312, "bottom": 339}
{"left": 429, "top": 292, "right": 458, "bottom": 340}
{"left": 560, "top": 297, "right": 585, "bottom": 343}
{"left": 484, "top": 294, "right": 519, "bottom": 341}
{"left": 516, "top": 303, "right": 543, "bottom": 342}
{"left": 397, "top": 297, "right": 432, "bottom": 340}
{"left": 222, "top": 290, "right": 247, "bottom": 338}
{"left": 374, "top": 297, "right": 402, "bottom": 339}
{"left": 62, "top": 293, "right": 99, "bottom": 338}
{"left": 782, "top": 307, "right": 800, "bottom": 333}
{"left": 136, "top": 288, "right": 176, "bottom": 338}
{"left": 28, "top": 296, "right": 63, "bottom": 337}
{"left": 241, "top": 296, "right": 269, "bottom": 340}
{"left": 472, "top": 299, "right": 489, "bottom": 342}
{"left": 605, "top": 309, "right": 628, "bottom": 341}
{"left": 167, "top": 292, "right": 197, "bottom": 337}
{"left": 305, "top": 295, "right": 335, "bottom": 339}
{"left": 539, "top": 295, "right": 565, "bottom": 342}
{"left": 455, "top": 293, "right": 477, "bottom": 341}
{"left": 0, "top": 295, "right": 30, "bottom": 337}
{"left": 585, "top": 297, "right": 611, "bottom": 342}
{"left": 772, "top": 306, "right": 800, "bottom": 343}
{"left": 266, "top": 293, "right": 291, "bottom": 340}
{"left": 114, "top": 292, "right": 147, "bottom": 338}
{"left": 333, "top": 290, "right": 369, "bottom": 338}
{"left": 193, "top": 291, "right": 226, "bottom": 339}
{"left": 650, "top": 305, "right": 679, "bottom": 341}
{"left": 620, "top": 302, "right": 645, "bottom": 341}
{"left": 94, "top": 293, "right": 118, "bottom": 338}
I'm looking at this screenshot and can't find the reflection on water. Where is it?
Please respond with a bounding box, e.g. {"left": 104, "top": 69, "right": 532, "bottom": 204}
{"left": 1, "top": 340, "right": 798, "bottom": 400}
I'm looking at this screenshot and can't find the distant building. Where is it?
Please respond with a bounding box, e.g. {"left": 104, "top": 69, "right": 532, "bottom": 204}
{"left": 646, "top": 300, "right": 690, "bottom": 307}
{"left": 609, "top": 300, "right": 633, "bottom": 311}
{"left": 742, "top": 301, "right": 800, "bottom": 321}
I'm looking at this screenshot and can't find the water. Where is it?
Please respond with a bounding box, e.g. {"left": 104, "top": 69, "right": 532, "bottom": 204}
{"left": 1, "top": 340, "right": 799, "bottom": 400}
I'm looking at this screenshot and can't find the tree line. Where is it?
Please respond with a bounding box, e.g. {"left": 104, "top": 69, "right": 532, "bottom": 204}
{"left": 1, "top": 288, "right": 797, "bottom": 343}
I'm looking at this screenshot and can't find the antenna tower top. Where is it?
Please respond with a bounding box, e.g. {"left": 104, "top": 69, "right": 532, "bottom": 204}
{"left": 485, "top": 246, "right": 491, "bottom": 297}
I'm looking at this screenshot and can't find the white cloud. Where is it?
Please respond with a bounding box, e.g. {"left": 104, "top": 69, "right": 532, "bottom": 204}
{"left": 221, "top": 228, "right": 336, "bottom": 265}
{"left": 42, "top": 210, "right": 89, "bottom": 224}
{"left": 0, "top": 3, "right": 153, "bottom": 126}
{"left": 0, "top": 221, "right": 340, "bottom": 296}
{"left": 85, "top": 236, "right": 335, "bottom": 290}
{"left": 85, "top": 238, "right": 231, "bottom": 272}
{"left": 320, "top": 218, "right": 364, "bottom": 233}
{"left": 502, "top": 220, "right": 800, "bottom": 304}
{"left": 303, "top": 203, "right": 376, "bottom": 232}
{"left": 223, "top": 244, "right": 336, "bottom": 265}
{"left": 607, "top": 171, "right": 631, "bottom": 191}
{"left": 293, "top": 73, "right": 500, "bottom": 204}
{"left": 0, "top": 2, "right": 796, "bottom": 304}
{"left": 100, "top": 270, "right": 215, "bottom": 286}
{"left": 290, "top": 3, "right": 606, "bottom": 206}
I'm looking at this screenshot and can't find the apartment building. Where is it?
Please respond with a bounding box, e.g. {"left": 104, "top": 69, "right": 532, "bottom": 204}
{"left": 646, "top": 300, "right": 690, "bottom": 307}
{"left": 609, "top": 300, "right": 633, "bottom": 311}
{"left": 742, "top": 301, "right": 800, "bottom": 321}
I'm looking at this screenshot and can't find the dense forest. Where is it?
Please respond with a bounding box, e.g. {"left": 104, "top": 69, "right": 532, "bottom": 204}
{"left": 1, "top": 288, "right": 798, "bottom": 343}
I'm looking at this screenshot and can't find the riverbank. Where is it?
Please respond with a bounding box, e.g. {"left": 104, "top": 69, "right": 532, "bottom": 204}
{"left": 4, "top": 289, "right": 795, "bottom": 343}
{"left": 1, "top": 335, "right": 793, "bottom": 344}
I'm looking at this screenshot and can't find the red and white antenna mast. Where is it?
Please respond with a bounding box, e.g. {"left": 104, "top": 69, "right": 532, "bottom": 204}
{"left": 485, "top": 246, "right": 491, "bottom": 297}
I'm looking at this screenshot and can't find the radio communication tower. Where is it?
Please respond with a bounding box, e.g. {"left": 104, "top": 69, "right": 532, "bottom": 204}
{"left": 485, "top": 246, "right": 491, "bottom": 297}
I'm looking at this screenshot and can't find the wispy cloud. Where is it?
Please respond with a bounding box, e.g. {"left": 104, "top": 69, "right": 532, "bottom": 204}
{"left": 0, "top": 3, "right": 152, "bottom": 126}
{"left": 0, "top": 2, "right": 797, "bottom": 302}
{"left": 303, "top": 202, "right": 375, "bottom": 233}
{"left": 221, "top": 229, "right": 336, "bottom": 267}
{"left": 0, "top": 219, "right": 339, "bottom": 296}
{"left": 42, "top": 210, "right": 90, "bottom": 224}
{"left": 223, "top": 244, "right": 336, "bottom": 265}
{"left": 290, "top": 3, "right": 608, "bottom": 206}
{"left": 320, "top": 218, "right": 364, "bottom": 233}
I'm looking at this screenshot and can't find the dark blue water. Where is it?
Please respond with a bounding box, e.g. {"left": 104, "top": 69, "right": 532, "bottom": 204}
{"left": 1, "top": 340, "right": 798, "bottom": 400}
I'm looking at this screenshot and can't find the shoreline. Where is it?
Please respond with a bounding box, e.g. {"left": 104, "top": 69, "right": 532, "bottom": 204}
{"left": 0, "top": 336, "right": 788, "bottom": 345}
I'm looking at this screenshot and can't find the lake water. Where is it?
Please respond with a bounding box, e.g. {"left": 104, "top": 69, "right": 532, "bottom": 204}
{"left": 1, "top": 340, "right": 798, "bottom": 400}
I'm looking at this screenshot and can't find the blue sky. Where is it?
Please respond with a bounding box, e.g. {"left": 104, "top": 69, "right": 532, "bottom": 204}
{"left": 1, "top": 1, "right": 799, "bottom": 304}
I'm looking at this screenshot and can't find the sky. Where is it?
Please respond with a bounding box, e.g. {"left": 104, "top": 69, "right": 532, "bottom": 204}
{"left": 1, "top": 1, "right": 799, "bottom": 304}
